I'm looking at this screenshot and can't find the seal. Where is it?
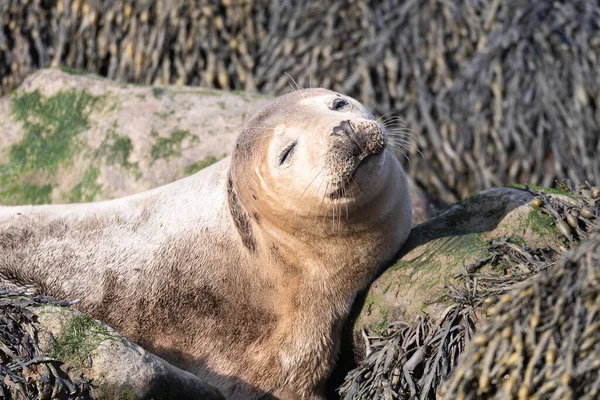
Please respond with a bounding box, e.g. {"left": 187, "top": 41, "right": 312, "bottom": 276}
{"left": 0, "top": 88, "right": 412, "bottom": 399}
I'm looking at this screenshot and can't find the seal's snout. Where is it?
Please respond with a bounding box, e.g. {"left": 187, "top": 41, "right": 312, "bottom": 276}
{"left": 331, "top": 119, "right": 386, "bottom": 157}
{"left": 327, "top": 119, "right": 387, "bottom": 198}
{"left": 366, "top": 127, "right": 386, "bottom": 156}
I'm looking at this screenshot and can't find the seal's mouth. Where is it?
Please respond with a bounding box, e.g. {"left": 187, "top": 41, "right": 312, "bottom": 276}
{"left": 329, "top": 154, "right": 377, "bottom": 199}
{"left": 328, "top": 120, "right": 386, "bottom": 200}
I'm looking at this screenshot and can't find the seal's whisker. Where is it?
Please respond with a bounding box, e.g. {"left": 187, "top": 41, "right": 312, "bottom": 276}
{"left": 385, "top": 128, "right": 421, "bottom": 142}
{"left": 321, "top": 182, "right": 333, "bottom": 225}
{"left": 386, "top": 132, "right": 420, "bottom": 145}
{"left": 383, "top": 120, "right": 418, "bottom": 130}
{"left": 385, "top": 132, "right": 420, "bottom": 142}
{"left": 386, "top": 132, "right": 422, "bottom": 156}
{"left": 387, "top": 146, "right": 412, "bottom": 165}
{"left": 384, "top": 124, "right": 420, "bottom": 135}
{"left": 381, "top": 119, "right": 420, "bottom": 136}
{"left": 298, "top": 166, "right": 325, "bottom": 203}
{"left": 380, "top": 116, "right": 412, "bottom": 125}
{"left": 376, "top": 112, "right": 397, "bottom": 124}
{"left": 349, "top": 175, "right": 363, "bottom": 196}
{"left": 343, "top": 178, "right": 351, "bottom": 220}
{"left": 388, "top": 137, "right": 423, "bottom": 158}
{"left": 387, "top": 135, "right": 419, "bottom": 149}
{"left": 310, "top": 169, "right": 331, "bottom": 220}
{"left": 284, "top": 72, "right": 301, "bottom": 91}
{"left": 284, "top": 72, "right": 305, "bottom": 100}
{"left": 387, "top": 136, "right": 420, "bottom": 150}
{"left": 383, "top": 123, "right": 420, "bottom": 136}
{"left": 388, "top": 140, "right": 414, "bottom": 157}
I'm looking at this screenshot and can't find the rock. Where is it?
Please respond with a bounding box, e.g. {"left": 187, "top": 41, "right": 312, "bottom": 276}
{"left": 339, "top": 186, "right": 569, "bottom": 366}
{"left": 0, "top": 295, "right": 224, "bottom": 400}
{"left": 354, "top": 187, "right": 564, "bottom": 335}
{"left": 0, "top": 68, "right": 270, "bottom": 205}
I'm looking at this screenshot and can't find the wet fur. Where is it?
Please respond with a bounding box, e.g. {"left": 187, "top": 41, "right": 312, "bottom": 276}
{"left": 0, "top": 89, "right": 412, "bottom": 399}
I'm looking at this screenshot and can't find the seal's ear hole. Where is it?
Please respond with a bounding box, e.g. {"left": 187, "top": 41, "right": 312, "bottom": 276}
{"left": 331, "top": 98, "right": 349, "bottom": 111}
{"left": 279, "top": 141, "right": 297, "bottom": 165}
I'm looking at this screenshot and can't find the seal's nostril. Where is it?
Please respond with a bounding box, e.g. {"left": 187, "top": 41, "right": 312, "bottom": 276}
{"left": 331, "top": 120, "right": 354, "bottom": 136}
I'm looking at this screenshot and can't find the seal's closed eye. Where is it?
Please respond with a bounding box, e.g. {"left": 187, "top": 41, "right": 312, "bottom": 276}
{"left": 279, "top": 141, "right": 297, "bottom": 165}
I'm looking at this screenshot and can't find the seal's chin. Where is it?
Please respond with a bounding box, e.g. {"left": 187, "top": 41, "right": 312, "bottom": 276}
{"left": 329, "top": 152, "right": 379, "bottom": 200}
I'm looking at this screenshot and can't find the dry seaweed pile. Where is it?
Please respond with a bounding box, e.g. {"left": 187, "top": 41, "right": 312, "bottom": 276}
{"left": 440, "top": 231, "right": 600, "bottom": 399}
{"left": 0, "top": 291, "right": 90, "bottom": 400}
{"left": 339, "top": 182, "right": 599, "bottom": 399}
{"left": 2, "top": 1, "right": 599, "bottom": 202}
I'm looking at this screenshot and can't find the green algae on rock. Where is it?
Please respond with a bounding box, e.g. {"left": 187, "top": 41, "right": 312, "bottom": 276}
{"left": 0, "top": 69, "right": 271, "bottom": 205}
{"left": 184, "top": 155, "right": 224, "bottom": 176}
{"left": 353, "top": 187, "right": 560, "bottom": 334}
{"left": 150, "top": 129, "right": 198, "bottom": 162}
{"left": 1, "top": 89, "right": 104, "bottom": 204}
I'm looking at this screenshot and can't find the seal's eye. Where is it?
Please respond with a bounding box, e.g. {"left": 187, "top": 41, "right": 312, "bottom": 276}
{"left": 279, "top": 141, "right": 297, "bottom": 165}
{"left": 331, "top": 98, "right": 349, "bottom": 111}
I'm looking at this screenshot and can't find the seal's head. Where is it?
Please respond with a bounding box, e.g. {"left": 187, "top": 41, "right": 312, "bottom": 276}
{"left": 231, "top": 88, "right": 407, "bottom": 234}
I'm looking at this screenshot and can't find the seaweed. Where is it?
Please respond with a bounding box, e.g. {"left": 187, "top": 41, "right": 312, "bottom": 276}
{"left": 339, "top": 181, "right": 599, "bottom": 399}
{"left": 1, "top": 1, "right": 598, "bottom": 203}
{"left": 0, "top": 290, "right": 91, "bottom": 399}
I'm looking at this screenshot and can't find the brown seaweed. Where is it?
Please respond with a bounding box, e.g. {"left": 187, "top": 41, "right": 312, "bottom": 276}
{"left": 0, "top": 290, "right": 90, "bottom": 400}
{"left": 1, "top": 1, "right": 599, "bottom": 203}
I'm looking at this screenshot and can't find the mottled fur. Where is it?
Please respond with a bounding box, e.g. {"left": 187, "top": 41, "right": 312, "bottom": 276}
{"left": 0, "top": 89, "right": 412, "bottom": 399}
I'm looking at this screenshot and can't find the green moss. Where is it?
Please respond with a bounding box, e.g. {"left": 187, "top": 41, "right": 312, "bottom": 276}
{"left": 97, "top": 128, "right": 137, "bottom": 168}
{"left": 232, "top": 90, "right": 270, "bottom": 101}
{"left": 94, "top": 386, "right": 139, "bottom": 400}
{"left": 184, "top": 155, "right": 223, "bottom": 176}
{"left": 59, "top": 66, "right": 85, "bottom": 75}
{"left": 117, "top": 389, "right": 136, "bottom": 400}
{"left": 0, "top": 89, "right": 103, "bottom": 204}
{"left": 156, "top": 110, "right": 175, "bottom": 119}
{"left": 525, "top": 206, "right": 557, "bottom": 237}
{"left": 150, "top": 129, "right": 198, "bottom": 162}
{"left": 502, "top": 235, "right": 526, "bottom": 247}
{"left": 51, "top": 313, "right": 113, "bottom": 367}
{"left": 0, "top": 181, "right": 54, "bottom": 205}
{"left": 217, "top": 101, "right": 226, "bottom": 110}
{"left": 196, "top": 89, "right": 219, "bottom": 96}
{"left": 459, "top": 193, "right": 482, "bottom": 206}
{"left": 505, "top": 183, "right": 571, "bottom": 197}
{"left": 67, "top": 167, "right": 102, "bottom": 203}
{"left": 411, "top": 233, "right": 486, "bottom": 293}
{"left": 373, "top": 307, "right": 390, "bottom": 336}
{"left": 152, "top": 87, "right": 165, "bottom": 98}
{"left": 9, "top": 89, "right": 101, "bottom": 173}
